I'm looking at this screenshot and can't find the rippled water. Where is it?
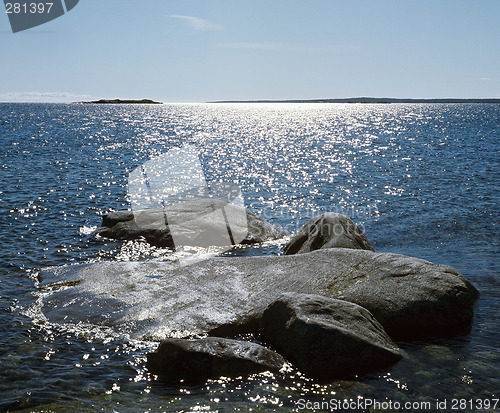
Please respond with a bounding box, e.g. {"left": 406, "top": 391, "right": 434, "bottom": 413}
{"left": 0, "top": 103, "right": 499, "bottom": 412}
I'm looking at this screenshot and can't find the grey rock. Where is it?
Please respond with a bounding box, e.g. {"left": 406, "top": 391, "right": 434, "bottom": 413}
{"left": 99, "top": 209, "right": 173, "bottom": 247}
{"left": 98, "top": 199, "right": 287, "bottom": 248}
{"left": 261, "top": 293, "right": 402, "bottom": 378}
{"left": 40, "top": 248, "right": 478, "bottom": 341}
{"left": 284, "top": 213, "right": 374, "bottom": 254}
{"left": 326, "top": 251, "right": 479, "bottom": 339}
{"left": 146, "top": 337, "right": 285, "bottom": 382}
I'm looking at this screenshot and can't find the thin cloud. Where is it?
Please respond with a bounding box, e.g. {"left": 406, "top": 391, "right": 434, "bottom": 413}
{"left": 168, "top": 15, "right": 223, "bottom": 32}
{"left": 0, "top": 91, "right": 93, "bottom": 102}
{"left": 479, "top": 77, "right": 490, "bottom": 81}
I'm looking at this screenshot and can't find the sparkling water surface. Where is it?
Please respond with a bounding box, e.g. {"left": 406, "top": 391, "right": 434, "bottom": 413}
{"left": 0, "top": 103, "right": 499, "bottom": 412}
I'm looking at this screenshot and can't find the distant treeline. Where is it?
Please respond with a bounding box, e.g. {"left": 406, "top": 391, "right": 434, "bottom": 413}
{"left": 211, "top": 97, "right": 500, "bottom": 104}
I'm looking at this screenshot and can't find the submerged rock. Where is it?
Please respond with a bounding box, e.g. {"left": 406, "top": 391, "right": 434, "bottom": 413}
{"left": 146, "top": 337, "right": 285, "bottom": 382}
{"left": 98, "top": 199, "right": 288, "bottom": 248}
{"left": 284, "top": 213, "right": 374, "bottom": 254}
{"left": 261, "top": 293, "right": 402, "bottom": 378}
{"left": 40, "top": 248, "right": 478, "bottom": 341}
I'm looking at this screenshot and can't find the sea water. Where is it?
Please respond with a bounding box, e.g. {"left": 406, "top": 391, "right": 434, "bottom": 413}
{"left": 0, "top": 103, "right": 499, "bottom": 412}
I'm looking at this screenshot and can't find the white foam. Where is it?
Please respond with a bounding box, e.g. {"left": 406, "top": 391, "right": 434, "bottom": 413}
{"left": 79, "top": 225, "right": 97, "bottom": 235}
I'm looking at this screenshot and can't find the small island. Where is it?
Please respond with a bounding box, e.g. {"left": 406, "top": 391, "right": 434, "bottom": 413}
{"left": 78, "top": 99, "right": 163, "bottom": 104}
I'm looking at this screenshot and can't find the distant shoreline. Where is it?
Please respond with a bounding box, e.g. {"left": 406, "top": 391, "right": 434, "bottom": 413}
{"left": 210, "top": 98, "right": 500, "bottom": 104}
{"left": 2, "top": 98, "right": 498, "bottom": 105}
{"left": 77, "top": 99, "right": 163, "bottom": 104}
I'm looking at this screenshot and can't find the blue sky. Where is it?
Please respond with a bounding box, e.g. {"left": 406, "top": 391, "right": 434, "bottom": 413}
{"left": 1, "top": 0, "right": 499, "bottom": 102}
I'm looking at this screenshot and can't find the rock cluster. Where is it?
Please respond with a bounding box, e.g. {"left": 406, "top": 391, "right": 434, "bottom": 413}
{"left": 46, "top": 211, "right": 479, "bottom": 382}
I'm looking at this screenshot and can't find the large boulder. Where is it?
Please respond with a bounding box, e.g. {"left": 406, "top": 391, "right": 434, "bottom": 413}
{"left": 284, "top": 213, "right": 374, "bottom": 255}
{"left": 40, "top": 248, "right": 478, "bottom": 341}
{"left": 98, "top": 199, "right": 288, "bottom": 248}
{"left": 146, "top": 337, "right": 285, "bottom": 382}
{"left": 260, "top": 293, "right": 402, "bottom": 378}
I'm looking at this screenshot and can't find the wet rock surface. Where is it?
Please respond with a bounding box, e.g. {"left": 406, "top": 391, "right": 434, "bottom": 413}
{"left": 41, "top": 248, "right": 478, "bottom": 341}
